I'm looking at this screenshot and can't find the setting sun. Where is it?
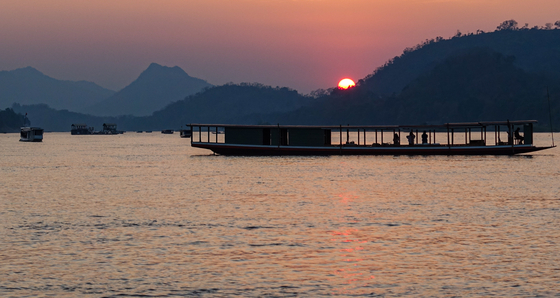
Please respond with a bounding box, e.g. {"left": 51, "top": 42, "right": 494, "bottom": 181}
{"left": 338, "top": 78, "right": 356, "bottom": 89}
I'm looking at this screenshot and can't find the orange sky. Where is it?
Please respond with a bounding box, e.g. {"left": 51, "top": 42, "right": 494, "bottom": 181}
{"left": 1, "top": 0, "right": 558, "bottom": 93}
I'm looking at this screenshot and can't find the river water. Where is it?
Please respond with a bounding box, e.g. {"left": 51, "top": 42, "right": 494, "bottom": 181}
{"left": 1, "top": 132, "right": 559, "bottom": 297}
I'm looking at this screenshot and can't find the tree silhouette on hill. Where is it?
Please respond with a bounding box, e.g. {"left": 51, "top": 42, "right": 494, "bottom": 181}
{"left": 497, "top": 20, "right": 518, "bottom": 31}
{"left": 357, "top": 20, "right": 560, "bottom": 96}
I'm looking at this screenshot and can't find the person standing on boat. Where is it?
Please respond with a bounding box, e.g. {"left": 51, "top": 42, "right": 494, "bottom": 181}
{"left": 514, "top": 127, "right": 524, "bottom": 144}
{"left": 406, "top": 130, "right": 415, "bottom": 145}
{"left": 421, "top": 131, "right": 428, "bottom": 144}
{"left": 393, "top": 133, "right": 400, "bottom": 145}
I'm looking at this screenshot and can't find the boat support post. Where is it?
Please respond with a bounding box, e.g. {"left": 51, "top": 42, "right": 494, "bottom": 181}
{"left": 339, "top": 124, "right": 342, "bottom": 154}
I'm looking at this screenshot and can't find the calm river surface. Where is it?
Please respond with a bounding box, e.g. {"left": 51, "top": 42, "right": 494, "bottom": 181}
{"left": 1, "top": 132, "right": 559, "bottom": 297}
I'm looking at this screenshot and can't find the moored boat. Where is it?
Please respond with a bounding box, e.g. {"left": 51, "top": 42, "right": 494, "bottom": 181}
{"left": 71, "top": 123, "right": 122, "bottom": 135}
{"left": 180, "top": 129, "right": 192, "bottom": 138}
{"left": 189, "top": 120, "right": 555, "bottom": 156}
{"left": 98, "top": 123, "right": 123, "bottom": 134}
{"left": 71, "top": 124, "right": 93, "bottom": 135}
{"left": 20, "top": 127, "right": 44, "bottom": 142}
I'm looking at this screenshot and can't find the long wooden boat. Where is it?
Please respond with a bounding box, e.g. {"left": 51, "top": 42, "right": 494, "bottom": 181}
{"left": 189, "top": 120, "right": 555, "bottom": 156}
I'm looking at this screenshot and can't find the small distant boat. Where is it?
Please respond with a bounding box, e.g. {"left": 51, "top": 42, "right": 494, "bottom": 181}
{"left": 20, "top": 127, "right": 44, "bottom": 142}
{"left": 97, "top": 123, "right": 123, "bottom": 134}
{"left": 71, "top": 123, "right": 122, "bottom": 135}
{"left": 161, "top": 129, "right": 174, "bottom": 134}
{"left": 145, "top": 131, "right": 153, "bottom": 133}
{"left": 180, "top": 129, "right": 192, "bottom": 138}
{"left": 71, "top": 123, "right": 93, "bottom": 135}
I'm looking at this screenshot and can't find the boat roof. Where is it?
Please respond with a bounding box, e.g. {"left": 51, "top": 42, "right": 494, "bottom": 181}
{"left": 189, "top": 120, "right": 538, "bottom": 130}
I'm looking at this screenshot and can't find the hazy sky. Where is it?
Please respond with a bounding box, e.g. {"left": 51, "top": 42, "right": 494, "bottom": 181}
{"left": 1, "top": 0, "right": 558, "bottom": 93}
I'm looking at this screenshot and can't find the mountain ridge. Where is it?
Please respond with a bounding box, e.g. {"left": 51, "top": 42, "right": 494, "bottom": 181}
{"left": 360, "top": 28, "right": 560, "bottom": 96}
{"left": 262, "top": 47, "right": 558, "bottom": 128}
{"left": 84, "top": 63, "right": 213, "bottom": 116}
{"left": 0, "top": 67, "right": 115, "bottom": 111}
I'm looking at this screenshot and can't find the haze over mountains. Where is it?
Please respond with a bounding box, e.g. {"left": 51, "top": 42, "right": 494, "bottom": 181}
{"left": 3, "top": 22, "right": 560, "bottom": 132}
{"left": 0, "top": 63, "right": 212, "bottom": 117}
{"left": 0, "top": 67, "right": 114, "bottom": 111}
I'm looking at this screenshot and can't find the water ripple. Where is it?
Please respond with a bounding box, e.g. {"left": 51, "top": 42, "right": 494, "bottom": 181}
{"left": 1, "top": 133, "right": 559, "bottom": 296}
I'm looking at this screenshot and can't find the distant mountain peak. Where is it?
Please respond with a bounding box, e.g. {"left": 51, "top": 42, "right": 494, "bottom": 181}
{"left": 139, "top": 63, "right": 191, "bottom": 79}
{"left": 84, "top": 63, "right": 212, "bottom": 116}
{"left": 145, "top": 63, "right": 185, "bottom": 73}
{"left": 21, "top": 66, "right": 40, "bottom": 72}
{"left": 146, "top": 62, "right": 164, "bottom": 70}
{"left": 1, "top": 66, "right": 44, "bottom": 77}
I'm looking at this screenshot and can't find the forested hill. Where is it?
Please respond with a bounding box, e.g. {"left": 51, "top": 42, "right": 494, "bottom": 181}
{"left": 360, "top": 22, "right": 560, "bottom": 96}
{"left": 0, "top": 108, "right": 26, "bottom": 133}
{"left": 381, "top": 48, "right": 559, "bottom": 126}
{"left": 267, "top": 48, "right": 559, "bottom": 129}
{"left": 11, "top": 84, "right": 312, "bottom": 131}
{"left": 266, "top": 23, "right": 560, "bottom": 129}
{"left": 149, "top": 83, "right": 311, "bottom": 126}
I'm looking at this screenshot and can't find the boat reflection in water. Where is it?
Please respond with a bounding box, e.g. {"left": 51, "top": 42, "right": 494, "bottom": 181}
{"left": 190, "top": 120, "right": 555, "bottom": 156}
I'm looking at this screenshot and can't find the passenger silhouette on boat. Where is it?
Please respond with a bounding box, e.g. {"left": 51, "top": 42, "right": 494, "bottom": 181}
{"left": 393, "top": 133, "right": 400, "bottom": 145}
{"left": 406, "top": 130, "right": 415, "bottom": 145}
{"left": 514, "top": 127, "right": 524, "bottom": 144}
{"left": 421, "top": 131, "right": 428, "bottom": 144}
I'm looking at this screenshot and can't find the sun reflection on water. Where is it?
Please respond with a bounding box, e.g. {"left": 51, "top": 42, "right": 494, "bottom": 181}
{"left": 327, "top": 192, "right": 377, "bottom": 295}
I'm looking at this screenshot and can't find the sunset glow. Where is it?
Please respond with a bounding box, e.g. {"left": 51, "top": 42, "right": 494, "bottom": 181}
{"left": 0, "top": 0, "right": 558, "bottom": 92}
{"left": 338, "top": 78, "right": 356, "bottom": 90}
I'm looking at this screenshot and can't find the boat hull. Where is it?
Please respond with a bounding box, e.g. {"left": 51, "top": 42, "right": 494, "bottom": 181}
{"left": 71, "top": 129, "right": 92, "bottom": 135}
{"left": 192, "top": 143, "right": 554, "bottom": 156}
{"left": 19, "top": 138, "right": 42, "bottom": 142}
